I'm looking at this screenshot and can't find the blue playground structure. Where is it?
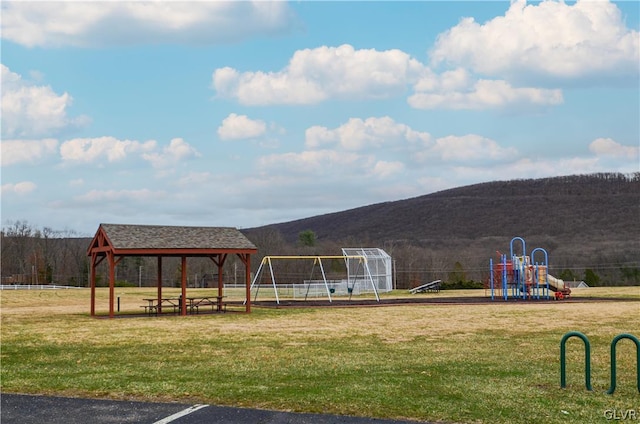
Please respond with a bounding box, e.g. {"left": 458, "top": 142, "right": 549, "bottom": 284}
{"left": 489, "top": 236, "right": 571, "bottom": 301}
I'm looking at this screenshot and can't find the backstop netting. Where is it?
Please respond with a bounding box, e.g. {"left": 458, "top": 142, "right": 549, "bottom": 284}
{"left": 341, "top": 248, "right": 393, "bottom": 294}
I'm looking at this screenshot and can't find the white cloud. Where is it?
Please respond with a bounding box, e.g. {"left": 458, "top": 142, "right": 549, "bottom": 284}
{"left": 256, "top": 118, "right": 521, "bottom": 199}
{"left": 305, "top": 116, "right": 431, "bottom": 151}
{"left": 58, "top": 136, "right": 200, "bottom": 172}
{"left": 1, "top": 1, "right": 297, "bottom": 48}
{"left": 74, "top": 188, "right": 164, "bottom": 203}
{"left": 142, "top": 138, "right": 201, "bottom": 169}
{"left": 60, "top": 189, "right": 171, "bottom": 221}
{"left": 1, "top": 138, "right": 58, "bottom": 166}
{"left": 304, "top": 126, "right": 337, "bottom": 149}
{"left": 213, "top": 44, "right": 424, "bottom": 105}
{"left": 371, "top": 161, "right": 405, "bottom": 178}
{"left": 448, "top": 155, "right": 610, "bottom": 184}
{"left": 431, "top": 0, "right": 640, "bottom": 82}
{"left": 45, "top": 188, "right": 171, "bottom": 225}
{"left": 213, "top": 66, "right": 327, "bottom": 105}
{"left": 176, "top": 171, "right": 213, "bottom": 188}
{"left": 258, "top": 149, "right": 367, "bottom": 176}
{"left": 1, "top": 64, "right": 88, "bottom": 138}
{"left": 426, "top": 134, "right": 518, "bottom": 163}
{"left": 212, "top": 67, "right": 240, "bottom": 97}
{"left": 60, "top": 136, "right": 156, "bottom": 163}
{"left": 217, "top": 113, "right": 267, "bottom": 140}
{"left": 589, "top": 138, "right": 639, "bottom": 159}
{"left": 291, "top": 117, "right": 519, "bottom": 186}
{"left": 409, "top": 73, "right": 563, "bottom": 110}
{"left": 213, "top": 44, "right": 565, "bottom": 110}
{"left": 1, "top": 181, "right": 37, "bottom": 195}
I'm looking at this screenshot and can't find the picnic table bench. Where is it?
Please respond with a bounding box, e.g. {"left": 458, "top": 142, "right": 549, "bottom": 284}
{"left": 186, "top": 296, "right": 227, "bottom": 313}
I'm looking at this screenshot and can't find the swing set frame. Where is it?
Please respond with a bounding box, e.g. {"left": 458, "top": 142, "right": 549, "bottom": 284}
{"left": 249, "top": 255, "right": 381, "bottom": 304}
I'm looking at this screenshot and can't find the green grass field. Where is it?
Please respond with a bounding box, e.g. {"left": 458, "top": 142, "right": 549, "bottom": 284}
{"left": 1, "top": 287, "right": 639, "bottom": 423}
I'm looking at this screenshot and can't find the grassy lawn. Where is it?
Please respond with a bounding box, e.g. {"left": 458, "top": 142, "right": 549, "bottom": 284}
{"left": 1, "top": 287, "right": 639, "bottom": 423}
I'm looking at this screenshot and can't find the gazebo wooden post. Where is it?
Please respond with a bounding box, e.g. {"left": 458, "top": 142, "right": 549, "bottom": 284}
{"left": 157, "top": 257, "right": 163, "bottom": 313}
{"left": 90, "top": 253, "right": 97, "bottom": 316}
{"left": 180, "top": 256, "right": 187, "bottom": 316}
{"left": 217, "top": 259, "right": 224, "bottom": 299}
{"left": 242, "top": 253, "right": 251, "bottom": 313}
{"left": 216, "top": 254, "right": 227, "bottom": 301}
{"left": 108, "top": 251, "right": 115, "bottom": 318}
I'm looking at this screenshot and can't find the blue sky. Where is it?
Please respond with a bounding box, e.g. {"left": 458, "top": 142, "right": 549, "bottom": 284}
{"left": 1, "top": 0, "right": 639, "bottom": 236}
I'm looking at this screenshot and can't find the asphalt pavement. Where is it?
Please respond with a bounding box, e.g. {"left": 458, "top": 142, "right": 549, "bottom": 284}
{"left": 1, "top": 393, "right": 429, "bottom": 424}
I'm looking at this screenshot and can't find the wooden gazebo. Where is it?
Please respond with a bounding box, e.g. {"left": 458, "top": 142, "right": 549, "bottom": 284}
{"left": 87, "top": 223, "right": 257, "bottom": 318}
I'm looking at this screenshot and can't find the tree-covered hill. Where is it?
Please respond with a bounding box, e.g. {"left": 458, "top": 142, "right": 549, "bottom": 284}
{"left": 247, "top": 173, "right": 639, "bottom": 246}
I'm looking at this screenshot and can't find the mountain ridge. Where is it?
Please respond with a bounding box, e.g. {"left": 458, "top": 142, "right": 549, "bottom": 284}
{"left": 245, "top": 173, "right": 640, "bottom": 248}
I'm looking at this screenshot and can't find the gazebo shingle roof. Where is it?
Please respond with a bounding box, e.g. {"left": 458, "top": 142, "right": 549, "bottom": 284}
{"left": 99, "top": 223, "right": 257, "bottom": 250}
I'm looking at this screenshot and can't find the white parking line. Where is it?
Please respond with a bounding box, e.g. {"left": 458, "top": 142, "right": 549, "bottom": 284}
{"left": 153, "top": 404, "right": 209, "bottom": 424}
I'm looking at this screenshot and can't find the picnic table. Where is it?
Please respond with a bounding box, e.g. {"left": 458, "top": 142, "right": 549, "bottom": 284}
{"left": 186, "top": 296, "right": 227, "bottom": 313}
{"left": 141, "top": 296, "right": 227, "bottom": 316}
{"left": 141, "top": 297, "right": 181, "bottom": 315}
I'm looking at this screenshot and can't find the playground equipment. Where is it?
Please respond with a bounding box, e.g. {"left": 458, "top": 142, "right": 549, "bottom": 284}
{"left": 488, "top": 236, "right": 571, "bottom": 300}
{"left": 250, "top": 248, "right": 393, "bottom": 304}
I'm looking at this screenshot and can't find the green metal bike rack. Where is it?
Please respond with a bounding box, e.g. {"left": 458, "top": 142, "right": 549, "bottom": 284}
{"left": 606, "top": 333, "right": 640, "bottom": 394}
{"left": 560, "top": 331, "right": 592, "bottom": 391}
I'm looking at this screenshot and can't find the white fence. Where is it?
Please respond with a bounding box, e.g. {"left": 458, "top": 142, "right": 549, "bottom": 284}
{"left": 0, "top": 284, "right": 84, "bottom": 290}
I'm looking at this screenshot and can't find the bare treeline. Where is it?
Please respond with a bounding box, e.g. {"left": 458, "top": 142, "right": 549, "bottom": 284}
{"left": 1, "top": 220, "right": 89, "bottom": 285}
{"left": 1, "top": 219, "right": 638, "bottom": 289}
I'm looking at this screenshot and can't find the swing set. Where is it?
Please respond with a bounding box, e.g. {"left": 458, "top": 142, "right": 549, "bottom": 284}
{"left": 249, "top": 254, "right": 382, "bottom": 304}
